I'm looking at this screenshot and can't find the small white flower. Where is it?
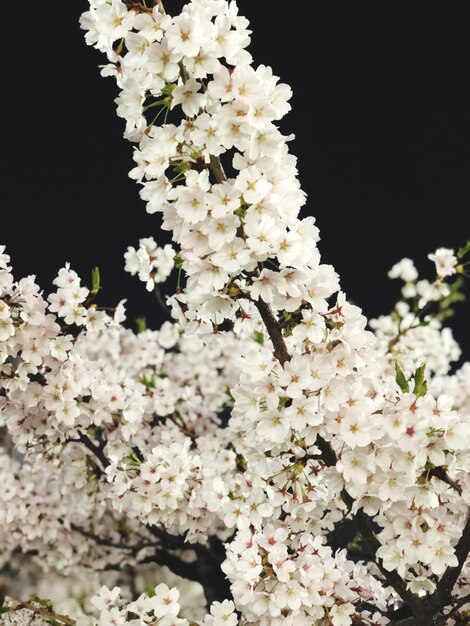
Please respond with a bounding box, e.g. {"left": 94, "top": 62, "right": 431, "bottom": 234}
{"left": 428, "top": 247, "right": 458, "bottom": 277}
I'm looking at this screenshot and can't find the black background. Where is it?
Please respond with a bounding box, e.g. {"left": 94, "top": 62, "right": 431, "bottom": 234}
{"left": 2, "top": 2, "right": 470, "bottom": 361}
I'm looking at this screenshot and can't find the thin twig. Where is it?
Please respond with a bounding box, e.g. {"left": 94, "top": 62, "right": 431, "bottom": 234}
{"left": 154, "top": 285, "right": 172, "bottom": 317}
{"left": 71, "top": 523, "right": 158, "bottom": 553}
{"left": 438, "top": 593, "right": 470, "bottom": 625}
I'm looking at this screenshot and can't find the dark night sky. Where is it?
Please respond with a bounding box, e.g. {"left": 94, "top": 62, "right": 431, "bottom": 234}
{"left": 2, "top": 2, "right": 470, "bottom": 360}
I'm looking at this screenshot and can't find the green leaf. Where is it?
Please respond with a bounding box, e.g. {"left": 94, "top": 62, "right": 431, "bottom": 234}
{"left": 252, "top": 330, "right": 264, "bottom": 346}
{"left": 91, "top": 266, "right": 101, "bottom": 295}
{"left": 413, "top": 364, "right": 428, "bottom": 398}
{"left": 135, "top": 317, "right": 147, "bottom": 333}
{"left": 457, "top": 240, "right": 470, "bottom": 259}
{"left": 395, "top": 362, "right": 409, "bottom": 393}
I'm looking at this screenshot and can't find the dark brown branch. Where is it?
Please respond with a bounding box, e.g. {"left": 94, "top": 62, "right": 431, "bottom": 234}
{"left": 317, "top": 436, "right": 422, "bottom": 612}
{"left": 72, "top": 433, "right": 231, "bottom": 604}
{"left": 319, "top": 436, "right": 470, "bottom": 624}
{"left": 78, "top": 432, "right": 110, "bottom": 470}
{"left": 434, "top": 514, "right": 470, "bottom": 607}
{"left": 253, "top": 299, "right": 291, "bottom": 366}
{"left": 147, "top": 525, "right": 192, "bottom": 550}
{"left": 355, "top": 601, "right": 389, "bottom": 617}
{"left": 206, "top": 156, "right": 291, "bottom": 368}
{"left": 436, "top": 593, "right": 470, "bottom": 626}
{"left": 141, "top": 544, "right": 231, "bottom": 605}
{"left": 389, "top": 618, "right": 420, "bottom": 626}
{"left": 315, "top": 434, "right": 338, "bottom": 467}
{"left": 354, "top": 508, "right": 424, "bottom": 613}
{"left": 141, "top": 549, "right": 199, "bottom": 579}
{"left": 73, "top": 520, "right": 232, "bottom": 605}
{"left": 428, "top": 466, "right": 463, "bottom": 495}
{"left": 251, "top": 306, "right": 420, "bottom": 609}
{"left": 253, "top": 300, "right": 470, "bottom": 622}
{"left": 209, "top": 154, "right": 227, "bottom": 184}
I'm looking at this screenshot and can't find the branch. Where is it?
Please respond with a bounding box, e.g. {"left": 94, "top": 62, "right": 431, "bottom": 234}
{"left": 78, "top": 432, "right": 110, "bottom": 470}
{"left": 252, "top": 304, "right": 421, "bottom": 610}
{"left": 318, "top": 435, "right": 425, "bottom": 612}
{"left": 428, "top": 466, "right": 463, "bottom": 495}
{"left": 435, "top": 514, "right": 470, "bottom": 605}
{"left": 250, "top": 299, "right": 418, "bottom": 606}
{"left": 354, "top": 601, "right": 389, "bottom": 617}
{"left": 253, "top": 299, "right": 291, "bottom": 366}
{"left": 154, "top": 284, "right": 172, "bottom": 318}
{"left": 5, "top": 602, "right": 76, "bottom": 626}
{"left": 206, "top": 156, "right": 291, "bottom": 368}
{"left": 437, "top": 593, "right": 470, "bottom": 625}
{"left": 315, "top": 434, "right": 338, "bottom": 467}
{"left": 141, "top": 548, "right": 199, "bottom": 579}
{"left": 353, "top": 508, "right": 422, "bottom": 612}
{"left": 71, "top": 523, "right": 158, "bottom": 554}
{"left": 209, "top": 154, "right": 227, "bottom": 184}
{"left": 252, "top": 297, "right": 470, "bottom": 621}
{"left": 140, "top": 533, "right": 231, "bottom": 606}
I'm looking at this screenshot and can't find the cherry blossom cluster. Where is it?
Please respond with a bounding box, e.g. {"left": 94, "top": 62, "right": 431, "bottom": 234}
{"left": 0, "top": 247, "right": 248, "bottom": 599}
{"left": 1, "top": 1, "right": 470, "bottom": 625}
{"left": 79, "top": 0, "right": 470, "bottom": 612}
{"left": 221, "top": 528, "right": 390, "bottom": 625}
{"left": 369, "top": 254, "right": 462, "bottom": 378}
{"left": 80, "top": 0, "right": 315, "bottom": 333}
{"left": 124, "top": 238, "right": 175, "bottom": 291}
{"left": 432, "top": 361, "right": 470, "bottom": 417}
{"left": 91, "top": 583, "right": 188, "bottom": 626}
{"left": 87, "top": 585, "right": 239, "bottom": 626}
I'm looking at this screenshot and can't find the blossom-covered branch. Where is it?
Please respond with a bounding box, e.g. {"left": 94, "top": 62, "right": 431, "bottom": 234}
{"left": 1, "top": 1, "right": 469, "bottom": 625}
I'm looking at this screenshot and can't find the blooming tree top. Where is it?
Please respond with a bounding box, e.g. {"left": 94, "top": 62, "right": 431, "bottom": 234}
{"left": 1, "top": 2, "right": 469, "bottom": 626}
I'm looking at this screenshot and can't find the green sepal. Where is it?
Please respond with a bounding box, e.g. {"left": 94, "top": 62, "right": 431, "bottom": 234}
{"left": 140, "top": 373, "right": 156, "bottom": 390}
{"left": 174, "top": 254, "right": 184, "bottom": 270}
{"left": 127, "top": 451, "right": 142, "bottom": 467}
